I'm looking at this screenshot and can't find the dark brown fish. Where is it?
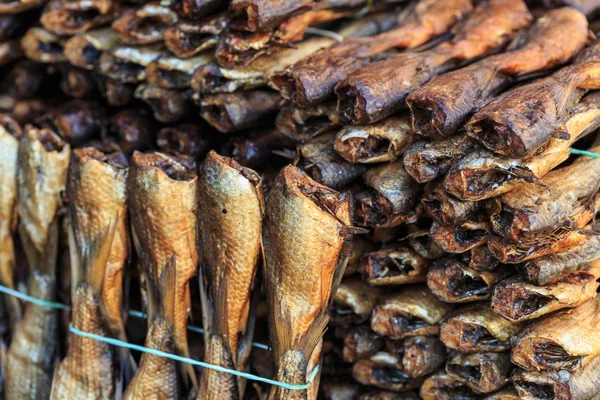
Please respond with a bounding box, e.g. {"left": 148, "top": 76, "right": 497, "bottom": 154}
{"left": 522, "top": 230, "right": 600, "bottom": 285}
{"left": 157, "top": 124, "right": 211, "bottom": 159}
{"left": 36, "top": 100, "right": 105, "bottom": 146}
{"left": 371, "top": 285, "right": 454, "bottom": 339}
{"left": 446, "top": 352, "right": 512, "bottom": 393}
{"left": 430, "top": 216, "right": 490, "bottom": 254}
{"left": 64, "top": 27, "right": 122, "bottom": 70}
{"left": 333, "top": 114, "right": 415, "bottom": 164}
{"left": 402, "top": 134, "right": 479, "bottom": 184}
{"left": 297, "top": 132, "right": 367, "bottom": 189}
{"left": 270, "top": 0, "right": 474, "bottom": 106}
{"left": 336, "top": 0, "right": 533, "bottom": 125}
{"left": 147, "top": 53, "right": 213, "bottom": 90}
{"left": 135, "top": 84, "right": 192, "bottom": 123}
{"left": 198, "top": 90, "right": 281, "bottom": 133}
{"left": 359, "top": 390, "right": 419, "bottom": 400}
{"left": 7, "top": 127, "right": 70, "bottom": 400}
{"left": 335, "top": 325, "right": 384, "bottom": 363}
{"left": 512, "top": 355, "right": 600, "bottom": 400}
{"left": 358, "top": 244, "right": 431, "bottom": 286}
{"left": 275, "top": 101, "right": 340, "bottom": 143}
{"left": 427, "top": 258, "right": 511, "bottom": 303}
{"left": 128, "top": 151, "right": 199, "bottom": 392}
{"left": 444, "top": 92, "right": 600, "bottom": 200}
{"left": 41, "top": 0, "right": 118, "bottom": 36}
{"left": 421, "top": 180, "right": 480, "bottom": 226}
{"left": 112, "top": 2, "right": 179, "bottom": 45}
{"left": 197, "top": 152, "right": 264, "bottom": 399}
{"left": 352, "top": 352, "right": 425, "bottom": 392}
{"left": 0, "top": 115, "right": 23, "bottom": 330}
{"left": 388, "top": 336, "right": 446, "bottom": 378}
{"left": 407, "top": 7, "right": 589, "bottom": 138}
{"left": 466, "top": 39, "right": 600, "bottom": 157}
{"left": 511, "top": 296, "right": 600, "bottom": 371}
{"left": 0, "top": 0, "right": 47, "bottom": 14}
{"left": 491, "top": 262, "right": 600, "bottom": 322}
{"left": 330, "top": 278, "right": 385, "bottom": 326}
{"left": 104, "top": 109, "right": 157, "bottom": 155}
{"left": 462, "top": 246, "right": 499, "bottom": 272}
{"left": 0, "top": 39, "right": 23, "bottom": 65}
{"left": 355, "top": 160, "right": 422, "bottom": 228}
{"left": 164, "top": 13, "right": 228, "bottom": 59}
{"left": 221, "top": 128, "right": 294, "bottom": 169}
{"left": 98, "top": 43, "right": 163, "bottom": 84}
{"left": 262, "top": 165, "right": 357, "bottom": 399}
{"left": 172, "top": 0, "right": 224, "bottom": 19}
{"left": 100, "top": 79, "right": 136, "bottom": 107}
{"left": 420, "top": 372, "right": 479, "bottom": 400}
{"left": 2, "top": 60, "right": 50, "bottom": 99}
{"left": 57, "top": 66, "right": 98, "bottom": 99}
{"left": 440, "top": 303, "right": 525, "bottom": 353}
{"left": 229, "top": 0, "right": 313, "bottom": 32}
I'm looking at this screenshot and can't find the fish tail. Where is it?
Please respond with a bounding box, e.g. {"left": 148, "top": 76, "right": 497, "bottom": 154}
{"left": 198, "top": 335, "right": 239, "bottom": 400}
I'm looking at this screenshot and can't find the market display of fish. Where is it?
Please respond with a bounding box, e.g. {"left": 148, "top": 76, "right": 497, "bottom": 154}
{"left": 1, "top": 0, "right": 600, "bottom": 398}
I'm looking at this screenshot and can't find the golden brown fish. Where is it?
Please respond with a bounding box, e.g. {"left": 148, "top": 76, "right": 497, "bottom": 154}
{"left": 387, "top": 336, "right": 446, "bottom": 378}
{"left": 358, "top": 244, "right": 431, "bottom": 286}
{"left": 263, "top": 165, "right": 357, "bottom": 400}
{"left": 352, "top": 352, "right": 425, "bottom": 392}
{"left": 40, "top": 0, "right": 118, "bottom": 36}
{"left": 420, "top": 371, "right": 479, "bottom": 400}
{"left": 63, "top": 27, "right": 122, "bottom": 70}
{"left": 335, "top": 325, "right": 383, "bottom": 363}
{"left": 445, "top": 352, "right": 513, "bottom": 393}
{"left": 0, "top": 114, "right": 22, "bottom": 329}
{"left": 330, "top": 278, "right": 386, "bottom": 326}
{"left": 128, "top": 151, "right": 198, "bottom": 393}
{"left": 421, "top": 180, "right": 480, "bottom": 226}
{"left": 511, "top": 296, "right": 600, "bottom": 371}
{"left": 6, "top": 127, "right": 70, "bottom": 400}
{"left": 112, "top": 2, "right": 178, "bottom": 45}
{"left": 440, "top": 303, "right": 524, "bottom": 353}
{"left": 197, "top": 151, "right": 264, "bottom": 399}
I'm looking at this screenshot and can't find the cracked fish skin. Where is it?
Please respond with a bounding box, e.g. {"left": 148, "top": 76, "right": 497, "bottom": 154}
{"left": 128, "top": 151, "right": 198, "bottom": 392}
{"left": 0, "top": 114, "right": 23, "bottom": 328}
{"left": 50, "top": 284, "right": 115, "bottom": 400}
{"left": 197, "top": 151, "right": 264, "bottom": 400}
{"left": 7, "top": 127, "right": 70, "bottom": 400}
{"left": 263, "top": 165, "right": 356, "bottom": 400}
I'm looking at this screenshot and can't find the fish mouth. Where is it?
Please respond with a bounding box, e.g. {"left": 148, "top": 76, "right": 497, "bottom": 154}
{"left": 408, "top": 97, "right": 449, "bottom": 137}
{"left": 533, "top": 342, "right": 583, "bottom": 370}
{"left": 134, "top": 152, "right": 196, "bottom": 181}
{"left": 446, "top": 364, "right": 482, "bottom": 383}
{"left": 337, "top": 86, "right": 364, "bottom": 125}
{"left": 516, "top": 382, "right": 556, "bottom": 400}
{"left": 429, "top": 262, "right": 489, "bottom": 300}
{"left": 269, "top": 72, "right": 303, "bottom": 104}
{"left": 469, "top": 117, "right": 525, "bottom": 156}
{"left": 367, "top": 254, "right": 415, "bottom": 279}
{"left": 493, "top": 286, "right": 551, "bottom": 320}
{"left": 340, "top": 136, "right": 392, "bottom": 162}
{"left": 458, "top": 323, "right": 502, "bottom": 349}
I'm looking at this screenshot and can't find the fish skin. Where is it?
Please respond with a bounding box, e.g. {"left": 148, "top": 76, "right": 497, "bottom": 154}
{"left": 0, "top": 114, "right": 23, "bottom": 328}
{"left": 50, "top": 284, "right": 115, "bottom": 400}
{"left": 128, "top": 151, "right": 198, "bottom": 392}
{"left": 6, "top": 127, "right": 70, "bottom": 400}
{"left": 197, "top": 151, "right": 264, "bottom": 400}
{"left": 263, "top": 165, "right": 356, "bottom": 400}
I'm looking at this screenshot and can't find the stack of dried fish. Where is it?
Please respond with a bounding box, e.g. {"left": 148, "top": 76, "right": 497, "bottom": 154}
{"left": 3, "top": 0, "right": 600, "bottom": 399}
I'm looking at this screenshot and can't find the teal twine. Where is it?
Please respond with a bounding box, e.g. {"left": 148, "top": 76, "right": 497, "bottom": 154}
{"left": 353, "top": 0, "right": 373, "bottom": 19}
{"left": 69, "top": 323, "right": 318, "bottom": 391}
{"left": 0, "top": 284, "right": 270, "bottom": 350}
{"left": 571, "top": 148, "right": 600, "bottom": 159}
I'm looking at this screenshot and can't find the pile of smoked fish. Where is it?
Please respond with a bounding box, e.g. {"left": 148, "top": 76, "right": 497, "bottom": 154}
{"left": 2, "top": 0, "right": 600, "bottom": 399}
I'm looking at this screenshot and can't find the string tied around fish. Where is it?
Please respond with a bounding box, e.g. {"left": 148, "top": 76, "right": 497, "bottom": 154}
{"left": 0, "top": 283, "right": 320, "bottom": 391}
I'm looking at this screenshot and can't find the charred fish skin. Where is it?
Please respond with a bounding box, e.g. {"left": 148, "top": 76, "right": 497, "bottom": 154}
{"left": 263, "top": 165, "right": 356, "bottom": 400}
{"left": 197, "top": 151, "right": 264, "bottom": 399}
{"left": 0, "top": 114, "right": 23, "bottom": 327}
{"left": 128, "top": 151, "right": 199, "bottom": 392}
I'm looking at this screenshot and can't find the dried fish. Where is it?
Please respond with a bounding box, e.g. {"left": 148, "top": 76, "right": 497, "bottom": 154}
{"left": 164, "top": 13, "right": 227, "bottom": 59}
{"left": 420, "top": 372, "right": 479, "bottom": 400}
{"left": 421, "top": 180, "right": 480, "bottom": 226}
{"left": 41, "top": 0, "right": 118, "bottom": 35}
{"left": 64, "top": 28, "right": 123, "bottom": 70}
{"left": 330, "top": 278, "right": 385, "bottom": 326}
{"left": 446, "top": 352, "right": 512, "bottom": 393}
{"left": 358, "top": 244, "right": 431, "bottom": 286}
{"left": 36, "top": 100, "right": 105, "bottom": 146}
{"left": 352, "top": 352, "right": 424, "bottom": 392}
{"left": 135, "top": 84, "right": 192, "bottom": 123}
{"left": 21, "top": 27, "right": 66, "bottom": 63}
{"left": 172, "top": 0, "right": 225, "bottom": 19}
{"left": 98, "top": 43, "right": 163, "bottom": 83}
{"left": 336, "top": 325, "right": 384, "bottom": 363}
{"left": 113, "top": 2, "right": 178, "bottom": 45}
{"left": 157, "top": 124, "right": 210, "bottom": 159}
{"left": 275, "top": 101, "right": 340, "bottom": 142}
{"left": 147, "top": 53, "right": 213, "bottom": 90}
{"left": 430, "top": 216, "right": 490, "bottom": 254}
{"left": 389, "top": 336, "right": 446, "bottom": 378}
{"left": 104, "top": 109, "right": 157, "bottom": 155}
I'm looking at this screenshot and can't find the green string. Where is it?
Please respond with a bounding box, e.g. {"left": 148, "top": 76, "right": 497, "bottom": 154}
{"left": 571, "top": 148, "right": 600, "bottom": 159}
{"left": 69, "top": 323, "right": 318, "bottom": 391}
{"left": 0, "top": 284, "right": 270, "bottom": 351}
{"left": 353, "top": 0, "right": 373, "bottom": 19}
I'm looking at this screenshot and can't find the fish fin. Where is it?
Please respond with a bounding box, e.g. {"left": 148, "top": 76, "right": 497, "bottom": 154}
{"left": 118, "top": 347, "right": 137, "bottom": 386}
{"left": 18, "top": 223, "right": 40, "bottom": 275}
{"left": 297, "top": 309, "right": 329, "bottom": 362}
{"left": 158, "top": 255, "right": 177, "bottom": 327}
{"left": 327, "top": 234, "right": 354, "bottom": 309}
{"left": 85, "top": 217, "right": 119, "bottom": 295}
{"left": 198, "top": 264, "right": 213, "bottom": 342}
{"left": 39, "top": 215, "right": 60, "bottom": 278}
{"left": 236, "top": 287, "right": 259, "bottom": 369}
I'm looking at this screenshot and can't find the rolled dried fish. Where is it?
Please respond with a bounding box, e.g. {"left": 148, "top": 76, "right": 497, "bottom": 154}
{"left": 99, "top": 78, "right": 136, "bottom": 106}
{"left": 330, "top": 278, "right": 385, "bottom": 326}
{"left": 98, "top": 43, "right": 163, "bottom": 83}
{"left": 421, "top": 181, "right": 480, "bottom": 226}
{"left": 427, "top": 258, "right": 511, "bottom": 303}
{"left": 491, "top": 262, "right": 600, "bottom": 322}
{"left": 512, "top": 355, "right": 600, "bottom": 400}
{"left": 406, "top": 228, "right": 446, "bottom": 260}
{"left": 64, "top": 27, "right": 122, "bottom": 70}
{"left": 420, "top": 372, "right": 479, "bottom": 400}
{"left": 336, "top": 0, "right": 532, "bottom": 125}
{"left": 263, "top": 165, "right": 357, "bottom": 400}
{"left": 511, "top": 296, "right": 600, "bottom": 371}
{"left": 157, "top": 123, "right": 210, "bottom": 158}
{"left": 36, "top": 100, "right": 105, "bottom": 146}
{"left": 389, "top": 336, "right": 446, "bottom": 378}
{"left": 297, "top": 132, "right": 367, "bottom": 190}
{"left": 333, "top": 114, "right": 415, "bottom": 164}
{"left": 336, "top": 325, "right": 384, "bottom": 363}
{"left": 444, "top": 92, "right": 600, "bottom": 200}
{"left": 198, "top": 90, "right": 281, "bottom": 133}
{"left": 467, "top": 39, "right": 600, "bottom": 157}
{"left": 21, "top": 27, "right": 66, "bottom": 63}
{"left": 446, "top": 352, "right": 512, "bottom": 394}
{"left": 58, "top": 66, "right": 98, "bottom": 99}
{"left": 146, "top": 53, "right": 213, "bottom": 90}
{"left": 164, "top": 13, "right": 227, "bottom": 58}
{"left": 135, "top": 84, "right": 192, "bottom": 123}
{"left": 352, "top": 352, "right": 424, "bottom": 392}
{"left": 221, "top": 128, "right": 294, "bottom": 169}
{"left": 355, "top": 160, "right": 422, "bottom": 228}
{"left": 430, "top": 216, "right": 490, "bottom": 254}
{"left": 41, "top": 0, "right": 118, "bottom": 35}
{"left": 358, "top": 244, "right": 431, "bottom": 286}
{"left": 271, "top": 0, "right": 474, "bottom": 106}
{"left": 462, "top": 246, "right": 500, "bottom": 272}
{"left": 0, "top": 115, "right": 22, "bottom": 329}
{"left": 440, "top": 303, "right": 525, "bottom": 353}
{"left": 128, "top": 152, "right": 199, "bottom": 391}
{"left": 230, "top": 0, "right": 313, "bottom": 32}
{"left": 104, "top": 109, "right": 157, "bottom": 155}
{"left": 172, "top": 0, "right": 224, "bottom": 19}
{"left": 371, "top": 285, "right": 454, "bottom": 339}
{"left": 522, "top": 230, "right": 600, "bottom": 285}
{"left": 407, "top": 7, "right": 589, "bottom": 138}
{"left": 197, "top": 152, "right": 264, "bottom": 399}
{"left": 112, "top": 2, "right": 179, "bottom": 45}
{"left": 275, "top": 101, "right": 340, "bottom": 142}
{"left": 402, "top": 134, "right": 479, "bottom": 184}
{"left": 7, "top": 127, "right": 70, "bottom": 400}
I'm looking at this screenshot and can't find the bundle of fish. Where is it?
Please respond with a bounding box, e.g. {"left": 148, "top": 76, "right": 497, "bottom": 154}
{"left": 2, "top": 0, "right": 600, "bottom": 399}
